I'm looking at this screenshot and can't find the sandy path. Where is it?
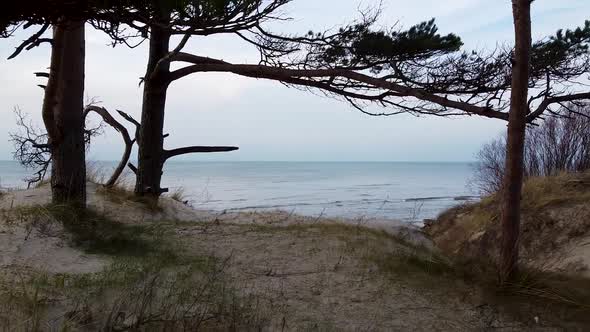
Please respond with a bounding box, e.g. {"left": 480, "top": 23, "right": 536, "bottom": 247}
{"left": 175, "top": 221, "right": 539, "bottom": 331}
{"left": 0, "top": 184, "right": 568, "bottom": 330}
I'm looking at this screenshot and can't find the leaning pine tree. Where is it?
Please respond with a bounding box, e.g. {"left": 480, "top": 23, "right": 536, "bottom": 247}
{"left": 103, "top": 0, "right": 468, "bottom": 198}
{"left": 153, "top": 4, "right": 590, "bottom": 279}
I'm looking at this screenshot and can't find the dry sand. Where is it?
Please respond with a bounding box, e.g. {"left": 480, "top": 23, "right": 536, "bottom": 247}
{"left": 0, "top": 184, "right": 576, "bottom": 330}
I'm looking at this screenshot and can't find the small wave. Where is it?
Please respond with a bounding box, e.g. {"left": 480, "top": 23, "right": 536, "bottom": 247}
{"left": 265, "top": 195, "right": 304, "bottom": 201}
{"left": 354, "top": 183, "right": 395, "bottom": 188}
{"left": 405, "top": 196, "right": 453, "bottom": 202}
{"left": 327, "top": 198, "right": 399, "bottom": 206}
{"left": 227, "top": 202, "right": 314, "bottom": 211}
{"left": 405, "top": 195, "right": 480, "bottom": 202}
{"left": 453, "top": 195, "right": 480, "bottom": 201}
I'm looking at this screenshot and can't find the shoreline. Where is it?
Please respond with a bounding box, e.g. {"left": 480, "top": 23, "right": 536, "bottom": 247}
{"left": 0, "top": 182, "right": 434, "bottom": 248}
{"left": 0, "top": 160, "right": 476, "bottom": 221}
{"left": 1, "top": 182, "right": 589, "bottom": 329}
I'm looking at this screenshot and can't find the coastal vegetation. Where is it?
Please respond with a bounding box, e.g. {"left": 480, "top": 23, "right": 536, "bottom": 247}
{"left": 1, "top": 184, "right": 590, "bottom": 329}
{"left": 473, "top": 104, "right": 590, "bottom": 194}
{"left": 1, "top": 0, "right": 590, "bottom": 329}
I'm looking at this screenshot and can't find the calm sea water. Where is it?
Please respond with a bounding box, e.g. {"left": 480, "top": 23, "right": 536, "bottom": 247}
{"left": 0, "top": 161, "right": 477, "bottom": 223}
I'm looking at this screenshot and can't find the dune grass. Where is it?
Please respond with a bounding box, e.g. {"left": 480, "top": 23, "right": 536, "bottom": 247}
{"left": 86, "top": 163, "right": 163, "bottom": 212}
{"left": 237, "top": 217, "right": 590, "bottom": 327}
{"left": 425, "top": 171, "right": 590, "bottom": 324}
{"left": 0, "top": 204, "right": 270, "bottom": 331}
{"left": 3, "top": 182, "right": 590, "bottom": 329}
{"left": 520, "top": 171, "right": 590, "bottom": 211}
{"left": 169, "top": 186, "right": 189, "bottom": 204}
{"left": 9, "top": 204, "right": 166, "bottom": 257}
{"left": 95, "top": 182, "right": 163, "bottom": 212}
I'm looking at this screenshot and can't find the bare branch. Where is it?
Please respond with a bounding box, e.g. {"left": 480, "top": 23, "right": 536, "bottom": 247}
{"left": 116, "top": 109, "right": 141, "bottom": 143}
{"left": 7, "top": 23, "right": 49, "bottom": 60}
{"left": 163, "top": 146, "right": 239, "bottom": 161}
{"left": 34, "top": 72, "right": 49, "bottom": 78}
{"left": 9, "top": 108, "right": 51, "bottom": 188}
{"left": 169, "top": 54, "right": 509, "bottom": 121}
{"left": 527, "top": 92, "right": 590, "bottom": 122}
{"left": 84, "top": 106, "right": 135, "bottom": 187}
{"left": 127, "top": 163, "right": 138, "bottom": 175}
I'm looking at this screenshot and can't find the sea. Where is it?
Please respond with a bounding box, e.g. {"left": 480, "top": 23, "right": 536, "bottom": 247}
{"left": 0, "top": 161, "right": 478, "bottom": 223}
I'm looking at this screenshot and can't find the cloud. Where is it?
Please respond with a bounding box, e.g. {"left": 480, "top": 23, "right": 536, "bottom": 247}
{"left": 1, "top": 0, "right": 589, "bottom": 162}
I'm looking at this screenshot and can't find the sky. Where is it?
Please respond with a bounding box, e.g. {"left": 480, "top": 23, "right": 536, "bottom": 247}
{"left": 0, "top": 0, "right": 589, "bottom": 162}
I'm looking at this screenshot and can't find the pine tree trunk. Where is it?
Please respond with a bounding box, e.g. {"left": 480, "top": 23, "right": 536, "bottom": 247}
{"left": 499, "top": 0, "right": 532, "bottom": 283}
{"left": 44, "top": 21, "right": 86, "bottom": 206}
{"left": 135, "top": 25, "right": 171, "bottom": 197}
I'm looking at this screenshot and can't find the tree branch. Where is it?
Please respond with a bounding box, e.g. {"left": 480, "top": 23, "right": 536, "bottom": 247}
{"left": 527, "top": 92, "right": 590, "bottom": 122}
{"left": 84, "top": 106, "right": 134, "bottom": 188}
{"left": 163, "top": 146, "right": 239, "bottom": 161}
{"left": 127, "top": 163, "right": 138, "bottom": 175}
{"left": 169, "top": 54, "right": 509, "bottom": 121}
{"left": 116, "top": 109, "right": 141, "bottom": 144}
{"left": 8, "top": 23, "right": 50, "bottom": 60}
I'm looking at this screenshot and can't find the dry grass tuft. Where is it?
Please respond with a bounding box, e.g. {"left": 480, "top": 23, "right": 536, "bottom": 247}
{"left": 520, "top": 171, "right": 590, "bottom": 211}
{"left": 427, "top": 171, "right": 590, "bottom": 258}
{"left": 95, "top": 179, "right": 163, "bottom": 212}
{"left": 33, "top": 178, "right": 50, "bottom": 188}
{"left": 169, "top": 186, "right": 190, "bottom": 205}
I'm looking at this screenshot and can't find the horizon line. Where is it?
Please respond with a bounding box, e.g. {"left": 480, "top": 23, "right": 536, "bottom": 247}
{"left": 0, "top": 159, "right": 477, "bottom": 164}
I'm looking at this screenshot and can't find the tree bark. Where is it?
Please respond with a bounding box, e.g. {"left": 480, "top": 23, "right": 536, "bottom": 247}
{"left": 44, "top": 21, "right": 86, "bottom": 206}
{"left": 499, "top": 0, "right": 532, "bottom": 283}
{"left": 135, "top": 23, "right": 171, "bottom": 197}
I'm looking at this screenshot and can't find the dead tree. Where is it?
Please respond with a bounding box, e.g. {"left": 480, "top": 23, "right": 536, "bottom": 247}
{"left": 11, "top": 106, "right": 137, "bottom": 189}
{"left": 9, "top": 109, "right": 51, "bottom": 188}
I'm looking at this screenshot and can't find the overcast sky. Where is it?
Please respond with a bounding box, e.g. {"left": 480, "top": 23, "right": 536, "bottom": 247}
{"left": 1, "top": 0, "right": 589, "bottom": 162}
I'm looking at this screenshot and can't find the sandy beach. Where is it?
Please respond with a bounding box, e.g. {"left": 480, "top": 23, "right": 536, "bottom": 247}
{"left": 0, "top": 183, "right": 585, "bottom": 330}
